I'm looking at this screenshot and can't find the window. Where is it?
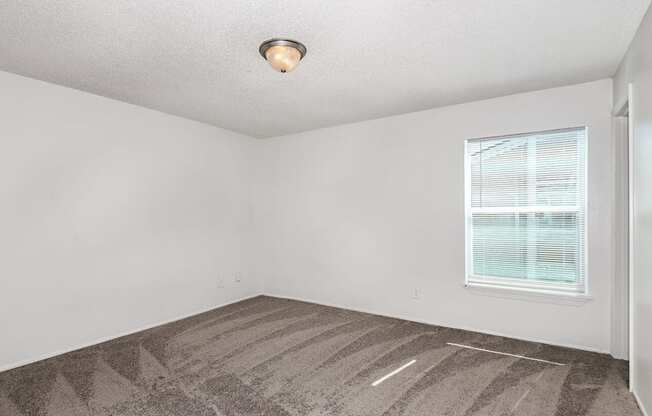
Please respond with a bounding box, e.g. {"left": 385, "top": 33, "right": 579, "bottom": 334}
{"left": 464, "top": 127, "right": 587, "bottom": 295}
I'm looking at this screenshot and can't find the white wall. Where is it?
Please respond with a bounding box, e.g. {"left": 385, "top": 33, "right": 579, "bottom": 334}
{"left": 614, "top": 4, "right": 652, "bottom": 414}
{"left": 256, "top": 80, "right": 616, "bottom": 354}
{"left": 0, "top": 71, "right": 262, "bottom": 371}
{"left": 0, "top": 70, "right": 623, "bottom": 374}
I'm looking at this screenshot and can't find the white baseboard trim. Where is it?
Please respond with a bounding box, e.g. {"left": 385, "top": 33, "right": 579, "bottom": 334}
{"left": 0, "top": 291, "right": 614, "bottom": 374}
{"left": 635, "top": 390, "right": 649, "bottom": 416}
{"left": 0, "top": 293, "right": 263, "bottom": 373}
{"left": 265, "top": 292, "right": 609, "bottom": 355}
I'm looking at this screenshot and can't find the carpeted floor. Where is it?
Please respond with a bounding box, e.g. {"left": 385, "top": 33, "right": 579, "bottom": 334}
{"left": 0, "top": 295, "right": 642, "bottom": 416}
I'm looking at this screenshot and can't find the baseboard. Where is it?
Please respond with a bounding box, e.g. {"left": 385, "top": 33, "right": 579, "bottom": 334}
{"left": 265, "top": 292, "right": 608, "bottom": 355}
{"left": 1, "top": 290, "right": 613, "bottom": 374}
{"left": 635, "top": 390, "right": 649, "bottom": 416}
{"left": 0, "top": 293, "right": 263, "bottom": 373}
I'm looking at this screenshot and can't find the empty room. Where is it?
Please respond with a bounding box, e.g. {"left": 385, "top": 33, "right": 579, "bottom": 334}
{"left": 1, "top": 1, "right": 651, "bottom": 415}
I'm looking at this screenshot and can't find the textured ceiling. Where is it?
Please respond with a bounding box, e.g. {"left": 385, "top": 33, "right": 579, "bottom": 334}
{"left": 1, "top": 1, "right": 650, "bottom": 138}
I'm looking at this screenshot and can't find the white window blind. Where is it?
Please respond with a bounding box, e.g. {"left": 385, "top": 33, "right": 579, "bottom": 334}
{"left": 465, "top": 127, "right": 587, "bottom": 294}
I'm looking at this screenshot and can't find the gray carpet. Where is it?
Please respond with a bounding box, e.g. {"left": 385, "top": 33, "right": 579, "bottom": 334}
{"left": 0, "top": 296, "right": 642, "bottom": 416}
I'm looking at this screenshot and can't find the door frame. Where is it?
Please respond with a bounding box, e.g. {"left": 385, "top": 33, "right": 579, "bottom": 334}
{"left": 626, "top": 83, "right": 636, "bottom": 393}
{"left": 613, "top": 83, "right": 635, "bottom": 391}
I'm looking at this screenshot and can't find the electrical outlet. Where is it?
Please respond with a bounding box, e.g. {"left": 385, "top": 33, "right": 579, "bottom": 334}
{"left": 234, "top": 272, "right": 242, "bottom": 283}
{"left": 412, "top": 288, "right": 420, "bottom": 300}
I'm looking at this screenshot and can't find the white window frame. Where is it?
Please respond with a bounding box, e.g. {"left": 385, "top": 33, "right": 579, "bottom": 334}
{"left": 463, "top": 127, "right": 589, "bottom": 297}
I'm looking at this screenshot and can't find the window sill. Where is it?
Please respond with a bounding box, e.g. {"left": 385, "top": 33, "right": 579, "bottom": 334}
{"left": 464, "top": 282, "right": 593, "bottom": 306}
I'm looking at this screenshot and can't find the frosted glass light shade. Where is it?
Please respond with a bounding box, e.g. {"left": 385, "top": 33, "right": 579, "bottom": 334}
{"left": 259, "top": 39, "right": 307, "bottom": 73}
{"left": 265, "top": 45, "right": 302, "bottom": 73}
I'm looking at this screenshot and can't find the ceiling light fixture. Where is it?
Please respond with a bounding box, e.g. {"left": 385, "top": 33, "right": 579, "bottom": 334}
{"left": 259, "top": 38, "right": 307, "bottom": 73}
